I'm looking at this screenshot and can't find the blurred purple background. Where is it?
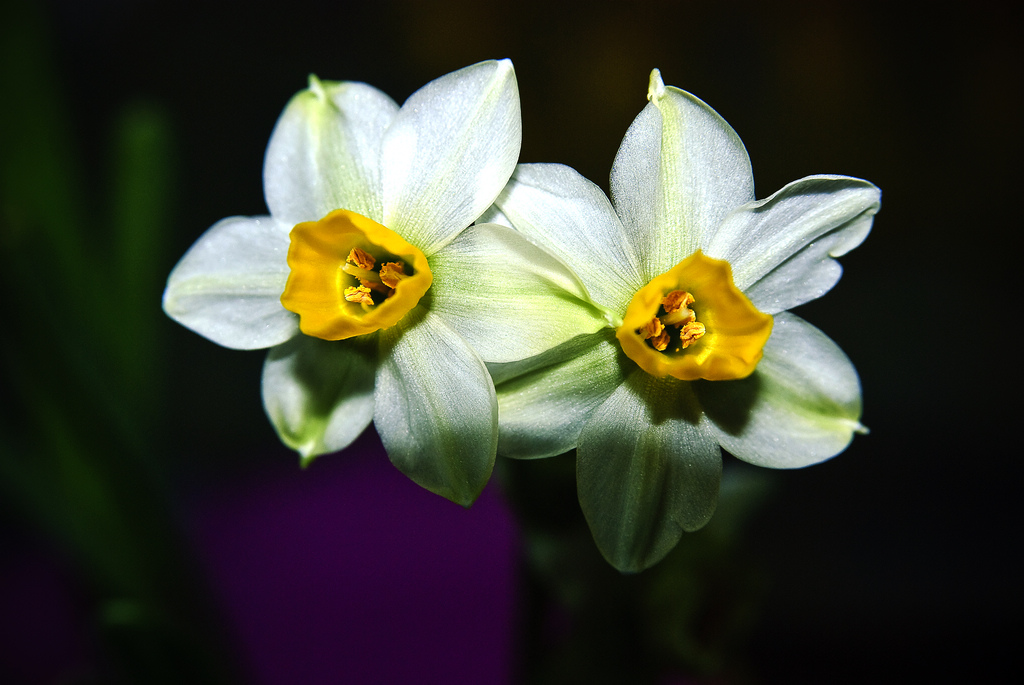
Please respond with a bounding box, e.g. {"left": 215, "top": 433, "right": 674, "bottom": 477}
{"left": 3, "top": 433, "right": 520, "bottom": 684}
{"left": 192, "top": 434, "right": 518, "bottom": 685}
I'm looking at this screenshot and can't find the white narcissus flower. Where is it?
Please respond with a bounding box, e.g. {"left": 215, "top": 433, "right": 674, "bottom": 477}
{"left": 480, "top": 69, "right": 881, "bottom": 571}
{"left": 163, "top": 60, "right": 568, "bottom": 506}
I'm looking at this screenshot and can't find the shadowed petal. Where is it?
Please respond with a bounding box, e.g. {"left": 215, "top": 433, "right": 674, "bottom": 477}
{"left": 493, "top": 330, "right": 625, "bottom": 459}
{"left": 578, "top": 371, "right": 722, "bottom": 572}
{"left": 698, "top": 312, "right": 864, "bottom": 468}
{"left": 374, "top": 308, "right": 497, "bottom": 506}
{"left": 261, "top": 336, "right": 377, "bottom": 462}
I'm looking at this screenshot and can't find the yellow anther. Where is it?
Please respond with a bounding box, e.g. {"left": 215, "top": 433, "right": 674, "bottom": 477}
{"left": 662, "top": 290, "right": 694, "bottom": 313}
{"left": 347, "top": 247, "right": 376, "bottom": 271}
{"left": 650, "top": 329, "right": 670, "bottom": 351}
{"left": 637, "top": 289, "right": 703, "bottom": 351}
{"left": 341, "top": 262, "right": 385, "bottom": 288}
{"left": 343, "top": 285, "right": 374, "bottom": 306}
{"left": 640, "top": 317, "right": 665, "bottom": 340}
{"left": 661, "top": 289, "right": 697, "bottom": 327}
{"left": 678, "top": 321, "right": 706, "bottom": 349}
{"left": 379, "top": 262, "right": 407, "bottom": 289}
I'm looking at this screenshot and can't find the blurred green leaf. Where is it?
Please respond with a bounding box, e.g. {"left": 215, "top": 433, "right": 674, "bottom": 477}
{"left": 0, "top": 1, "right": 240, "bottom": 682}
{"left": 107, "top": 102, "right": 175, "bottom": 427}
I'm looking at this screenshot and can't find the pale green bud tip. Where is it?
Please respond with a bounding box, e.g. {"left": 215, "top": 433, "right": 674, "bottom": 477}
{"left": 647, "top": 68, "right": 666, "bottom": 102}
{"left": 307, "top": 73, "right": 326, "bottom": 99}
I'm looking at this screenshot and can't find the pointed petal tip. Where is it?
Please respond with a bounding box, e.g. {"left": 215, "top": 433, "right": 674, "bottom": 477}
{"left": 454, "top": 489, "right": 483, "bottom": 509}
{"left": 291, "top": 435, "right": 323, "bottom": 464}
{"left": 160, "top": 285, "right": 176, "bottom": 316}
{"left": 490, "top": 58, "right": 517, "bottom": 85}
{"left": 409, "top": 470, "right": 488, "bottom": 509}
{"left": 467, "top": 58, "right": 514, "bottom": 78}
{"left": 307, "top": 74, "right": 325, "bottom": 98}
{"left": 647, "top": 68, "right": 666, "bottom": 101}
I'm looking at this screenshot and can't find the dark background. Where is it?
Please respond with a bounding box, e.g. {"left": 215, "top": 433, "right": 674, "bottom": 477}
{"left": 2, "top": 0, "right": 1019, "bottom": 683}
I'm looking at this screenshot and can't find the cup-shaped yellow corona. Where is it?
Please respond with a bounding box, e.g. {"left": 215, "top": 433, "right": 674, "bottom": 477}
{"left": 616, "top": 251, "right": 773, "bottom": 381}
{"left": 281, "top": 209, "right": 433, "bottom": 340}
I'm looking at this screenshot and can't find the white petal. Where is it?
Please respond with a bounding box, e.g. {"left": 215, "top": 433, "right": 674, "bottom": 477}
{"left": 493, "top": 331, "right": 624, "bottom": 459}
{"left": 698, "top": 312, "right": 864, "bottom": 469}
{"left": 492, "top": 164, "right": 644, "bottom": 311}
{"left": 382, "top": 60, "right": 521, "bottom": 255}
{"left": 374, "top": 308, "right": 497, "bottom": 506}
{"left": 263, "top": 78, "right": 398, "bottom": 225}
{"left": 610, "top": 70, "right": 755, "bottom": 279}
{"left": 578, "top": 371, "right": 722, "bottom": 572}
{"left": 704, "top": 175, "right": 881, "bottom": 313}
{"left": 428, "top": 223, "right": 610, "bottom": 363}
{"left": 261, "top": 336, "right": 376, "bottom": 461}
{"left": 607, "top": 103, "right": 663, "bottom": 277}
{"left": 162, "top": 216, "right": 297, "bottom": 350}
{"left": 475, "top": 203, "right": 510, "bottom": 227}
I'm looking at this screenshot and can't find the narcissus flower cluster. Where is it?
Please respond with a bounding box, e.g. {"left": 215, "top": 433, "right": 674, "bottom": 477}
{"left": 164, "top": 61, "right": 880, "bottom": 572}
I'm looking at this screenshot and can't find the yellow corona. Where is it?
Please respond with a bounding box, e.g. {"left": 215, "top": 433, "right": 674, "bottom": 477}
{"left": 281, "top": 209, "right": 433, "bottom": 340}
{"left": 616, "top": 251, "right": 773, "bottom": 381}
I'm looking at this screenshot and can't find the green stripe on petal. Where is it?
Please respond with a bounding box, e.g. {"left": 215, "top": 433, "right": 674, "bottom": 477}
{"left": 428, "top": 223, "right": 611, "bottom": 363}
{"left": 494, "top": 330, "right": 625, "bottom": 459}
{"left": 578, "top": 370, "right": 722, "bottom": 573}
{"left": 264, "top": 78, "right": 398, "bottom": 225}
{"left": 261, "top": 336, "right": 377, "bottom": 463}
{"left": 698, "top": 312, "right": 864, "bottom": 469}
{"left": 610, "top": 70, "right": 755, "bottom": 280}
{"left": 374, "top": 307, "right": 497, "bottom": 506}
{"left": 382, "top": 60, "right": 521, "bottom": 255}
{"left": 162, "top": 215, "right": 297, "bottom": 350}
{"left": 704, "top": 175, "right": 880, "bottom": 313}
